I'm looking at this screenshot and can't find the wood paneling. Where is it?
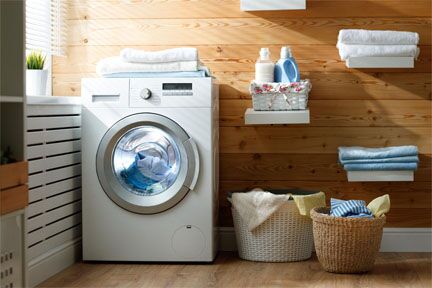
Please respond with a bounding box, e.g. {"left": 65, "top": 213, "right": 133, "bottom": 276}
{"left": 67, "top": 18, "right": 431, "bottom": 46}
{"left": 68, "top": 0, "right": 432, "bottom": 19}
{"left": 220, "top": 127, "right": 430, "bottom": 153}
{"left": 219, "top": 154, "right": 432, "bottom": 181}
{"left": 53, "top": 0, "right": 432, "bottom": 227}
{"left": 220, "top": 100, "right": 432, "bottom": 127}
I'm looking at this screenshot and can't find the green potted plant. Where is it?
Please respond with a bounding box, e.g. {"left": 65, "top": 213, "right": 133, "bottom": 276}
{"left": 26, "top": 50, "right": 47, "bottom": 96}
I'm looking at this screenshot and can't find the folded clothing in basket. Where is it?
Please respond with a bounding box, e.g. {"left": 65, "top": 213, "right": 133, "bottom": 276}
{"left": 229, "top": 189, "right": 325, "bottom": 231}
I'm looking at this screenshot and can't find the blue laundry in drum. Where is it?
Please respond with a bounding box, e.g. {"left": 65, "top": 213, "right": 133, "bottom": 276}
{"left": 121, "top": 151, "right": 171, "bottom": 192}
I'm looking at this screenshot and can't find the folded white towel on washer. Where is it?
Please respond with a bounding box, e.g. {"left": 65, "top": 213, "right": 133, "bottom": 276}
{"left": 231, "top": 189, "right": 290, "bottom": 232}
{"left": 96, "top": 57, "right": 199, "bottom": 76}
{"left": 336, "top": 43, "right": 420, "bottom": 60}
{"left": 338, "top": 29, "right": 419, "bottom": 45}
{"left": 120, "top": 47, "right": 198, "bottom": 63}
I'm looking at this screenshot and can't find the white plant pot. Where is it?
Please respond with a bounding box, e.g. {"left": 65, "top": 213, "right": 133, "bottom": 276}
{"left": 26, "top": 69, "right": 48, "bottom": 96}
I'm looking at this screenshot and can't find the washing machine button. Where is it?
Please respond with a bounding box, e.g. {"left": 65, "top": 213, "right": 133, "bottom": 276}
{"left": 140, "top": 88, "right": 152, "bottom": 99}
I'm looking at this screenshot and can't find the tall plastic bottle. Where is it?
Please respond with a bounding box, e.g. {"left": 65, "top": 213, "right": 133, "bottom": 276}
{"left": 274, "top": 46, "right": 300, "bottom": 83}
{"left": 255, "top": 48, "right": 274, "bottom": 83}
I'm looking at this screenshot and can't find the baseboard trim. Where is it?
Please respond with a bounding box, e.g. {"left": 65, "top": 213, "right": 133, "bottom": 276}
{"left": 218, "top": 227, "right": 432, "bottom": 253}
{"left": 27, "top": 238, "right": 82, "bottom": 287}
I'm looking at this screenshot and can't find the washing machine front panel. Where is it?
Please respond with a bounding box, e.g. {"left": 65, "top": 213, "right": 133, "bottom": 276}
{"left": 96, "top": 113, "right": 199, "bottom": 214}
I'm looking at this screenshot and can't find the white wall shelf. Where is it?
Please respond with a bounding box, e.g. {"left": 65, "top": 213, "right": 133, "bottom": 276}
{"left": 347, "top": 171, "right": 414, "bottom": 182}
{"left": 241, "top": 0, "right": 306, "bottom": 11}
{"left": 0, "top": 96, "right": 24, "bottom": 103}
{"left": 345, "top": 57, "right": 414, "bottom": 68}
{"left": 244, "top": 108, "right": 310, "bottom": 125}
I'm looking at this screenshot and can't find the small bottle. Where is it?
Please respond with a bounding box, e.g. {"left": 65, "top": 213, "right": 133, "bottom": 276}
{"left": 255, "top": 48, "right": 274, "bottom": 83}
{"left": 274, "top": 46, "right": 300, "bottom": 83}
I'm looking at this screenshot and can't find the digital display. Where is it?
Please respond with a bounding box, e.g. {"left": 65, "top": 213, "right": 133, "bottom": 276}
{"left": 162, "top": 83, "right": 192, "bottom": 90}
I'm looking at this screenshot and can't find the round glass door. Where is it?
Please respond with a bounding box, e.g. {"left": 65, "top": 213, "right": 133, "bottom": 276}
{"left": 96, "top": 113, "right": 199, "bottom": 214}
{"left": 113, "top": 126, "right": 181, "bottom": 196}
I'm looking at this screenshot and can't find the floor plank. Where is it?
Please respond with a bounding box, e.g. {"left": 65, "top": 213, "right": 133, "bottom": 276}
{"left": 38, "top": 252, "right": 431, "bottom": 288}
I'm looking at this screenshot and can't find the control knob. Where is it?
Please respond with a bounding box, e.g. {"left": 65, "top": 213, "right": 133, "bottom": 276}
{"left": 140, "top": 88, "right": 152, "bottom": 100}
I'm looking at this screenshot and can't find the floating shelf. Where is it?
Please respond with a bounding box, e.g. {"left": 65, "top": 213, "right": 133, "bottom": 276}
{"left": 347, "top": 170, "right": 414, "bottom": 182}
{"left": 345, "top": 57, "right": 414, "bottom": 68}
{"left": 0, "top": 96, "right": 24, "bottom": 103}
{"left": 241, "top": 0, "right": 306, "bottom": 11}
{"left": 245, "top": 108, "right": 310, "bottom": 125}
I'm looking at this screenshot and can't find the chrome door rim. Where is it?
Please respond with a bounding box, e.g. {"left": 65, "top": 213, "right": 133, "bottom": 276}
{"left": 96, "top": 113, "right": 199, "bottom": 214}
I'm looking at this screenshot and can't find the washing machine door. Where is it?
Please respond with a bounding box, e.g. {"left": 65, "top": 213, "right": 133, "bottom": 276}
{"left": 96, "top": 113, "right": 199, "bottom": 214}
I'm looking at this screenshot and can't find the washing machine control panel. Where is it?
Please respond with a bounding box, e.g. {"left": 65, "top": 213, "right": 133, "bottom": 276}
{"left": 129, "top": 78, "right": 212, "bottom": 108}
{"left": 161, "top": 83, "right": 193, "bottom": 96}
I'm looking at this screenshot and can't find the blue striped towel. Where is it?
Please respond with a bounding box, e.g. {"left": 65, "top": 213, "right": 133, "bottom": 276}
{"left": 338, "top": 146, "right": 418, "bottom": 162}
{"left": 330, "top": 198, "right": 373, "bottom": 218}
{"left": 340, "top": 155, "right": 419, "bottom": 165}
{"left": 343, "top": 162, "right": 418, "bottom": 171}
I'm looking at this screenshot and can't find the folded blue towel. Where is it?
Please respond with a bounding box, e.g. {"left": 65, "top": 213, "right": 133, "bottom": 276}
{"left": 340, "top": 155, "right": 419, "bottom": 165}
{"left": 331, "top": 198, "right": 373, "bottom": 218}
{"left": 344, "top": 162, "right": 418, "bottom": 171}
{"left": 338, "top": 146, "right": 418, "bottom": 162}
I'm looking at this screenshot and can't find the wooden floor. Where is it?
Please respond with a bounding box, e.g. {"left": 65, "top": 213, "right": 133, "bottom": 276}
{"left": 38, "top": 252, "right": 431, "bottom": 288}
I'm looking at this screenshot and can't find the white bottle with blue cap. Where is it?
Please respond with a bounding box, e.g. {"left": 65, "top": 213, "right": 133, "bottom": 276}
{"left": 274, "top": 46, "right": 300, "bottom": 83}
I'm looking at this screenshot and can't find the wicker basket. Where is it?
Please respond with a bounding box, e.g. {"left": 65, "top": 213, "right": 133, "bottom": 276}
{"left": 311, "top": 207, "right": 386, "bottom": 274}
{"left": 232, "top": 200, "right": 313, "bottom": 262}
{"left": 250, "top": 81, "right": 311, "bottom": 111}
{"left": 252, "top": 92, "right": 309, "bottom": 111}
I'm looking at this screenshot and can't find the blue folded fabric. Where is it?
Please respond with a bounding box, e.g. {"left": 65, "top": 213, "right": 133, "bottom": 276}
{"left": 120, "top": 152, "right": 171, "bottom": 192}
{"left": 330, "top": 198, "right": 373, "bottom": 218}
{"left": 344, "top": 162, "right": 418, "bottom": 171}
{"left": 340, "top": 155, "right": 419, "bottom": 165}
{"left": 338, "top": 146, "right": 418, "bottom": 162}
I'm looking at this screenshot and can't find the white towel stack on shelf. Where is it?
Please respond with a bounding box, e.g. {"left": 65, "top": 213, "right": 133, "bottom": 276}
{"left": 336, "top": 29, "right": 420, "bottom": 61}
{"left": 96, "top": 47, "right": 210, "bottom": 78}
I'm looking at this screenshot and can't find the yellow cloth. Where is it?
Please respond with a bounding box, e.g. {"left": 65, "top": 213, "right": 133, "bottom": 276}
{"left": 367, "top": 194, "right": 391, "bottom": 217}
{"left": 291, "top": 191, "right": 326, "bottom": 217}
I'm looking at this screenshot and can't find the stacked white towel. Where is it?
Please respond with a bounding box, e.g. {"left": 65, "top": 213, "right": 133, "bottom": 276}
{"left": 120, "top": 47, "right": 198, "bottom": 63}
{"left": 336, "top": 29, "right": 420, "bottom": 61}
{"left": 96, "top": 47, "right": 209, "bottom": 77}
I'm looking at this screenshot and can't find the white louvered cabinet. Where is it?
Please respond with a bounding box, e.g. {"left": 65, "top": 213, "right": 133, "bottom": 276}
{"left": 26, "top": 97, "right": 82, "bottom": 287}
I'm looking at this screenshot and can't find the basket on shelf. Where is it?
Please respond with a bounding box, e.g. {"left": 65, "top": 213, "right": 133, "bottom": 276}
{"left": 310, "top": 207, "right": 386, "bottom": 274}
{"left": 250, "top": 80, "right": 311, "bottom": 111}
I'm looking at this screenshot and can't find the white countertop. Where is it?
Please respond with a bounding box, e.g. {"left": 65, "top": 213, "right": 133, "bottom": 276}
{"left": 26, "top": 95, "right": 81, "bottom": 106}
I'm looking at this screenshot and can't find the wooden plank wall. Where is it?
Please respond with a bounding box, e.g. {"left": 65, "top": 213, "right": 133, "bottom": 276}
{"left": 53, "top": 0, "right": 432, "bottom": 227}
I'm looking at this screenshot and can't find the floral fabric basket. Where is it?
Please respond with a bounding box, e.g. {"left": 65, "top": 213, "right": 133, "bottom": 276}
{"left": 250, "top": 80, "right": 311, "bottom": 111}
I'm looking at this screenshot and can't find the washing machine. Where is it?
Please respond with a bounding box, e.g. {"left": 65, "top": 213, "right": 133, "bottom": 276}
{"left": 81, "top": 77, "right": 218, "bottom": 261}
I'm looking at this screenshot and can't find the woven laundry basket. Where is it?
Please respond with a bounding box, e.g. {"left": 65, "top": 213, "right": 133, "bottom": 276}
{"left": 311, "top": 207, "right": 386, "bottom": 274}
{"left": 231, "top": 197, "right": 314, "bottom": 262}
